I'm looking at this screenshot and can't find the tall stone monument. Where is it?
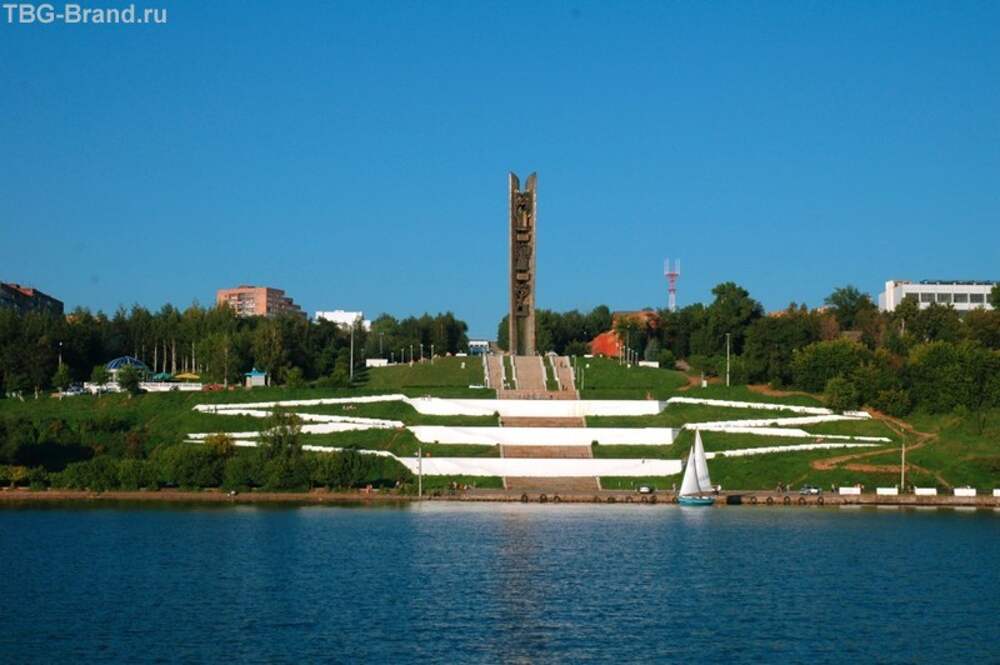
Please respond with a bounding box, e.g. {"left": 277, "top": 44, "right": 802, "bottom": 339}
{"left": 508, "top": 172, "right": 537, "bottom": 356}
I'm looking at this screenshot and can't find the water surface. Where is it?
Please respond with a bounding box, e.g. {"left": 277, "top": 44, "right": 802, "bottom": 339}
{"left": 1, "top": 503, "right": 997, "bottom": 663}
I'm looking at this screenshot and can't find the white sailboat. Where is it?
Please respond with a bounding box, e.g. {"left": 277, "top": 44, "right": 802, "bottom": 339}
{"left": 678, "top": 430, "right": 715, "bottom": 506}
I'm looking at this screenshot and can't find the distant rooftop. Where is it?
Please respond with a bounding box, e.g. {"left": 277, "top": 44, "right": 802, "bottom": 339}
{"left": 918, "top": 279, "right": 996, "bottom": 286}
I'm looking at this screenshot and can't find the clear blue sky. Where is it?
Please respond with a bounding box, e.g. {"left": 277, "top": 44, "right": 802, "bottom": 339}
{"left": 2, "top": 1, "right": 998, "bottom": 338}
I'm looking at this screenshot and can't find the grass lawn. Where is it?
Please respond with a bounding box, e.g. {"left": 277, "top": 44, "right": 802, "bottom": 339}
{"left": 307, "top": 428, "right": 500, "bottom": 458}
{"left": 296, "top": 401, "right": 498, "bottom": 426}
{"left": 592, "top": 445, "right": 676, "bottom": 460}
{"left": 707, "top": 450, "right": 938, "bottom": 491}
{"left": 576, "top": 357, "right": 687, "bottom": 399}
{"left": 893, "top": 410, "right": 1000, "bottom": 488}
{"left": 359, "top": 356, "right": 490, "bottom": 394}
{"left": 544, "top": 357, "right": 559, "bottom": 391}
{"left": 587, "top": 403, "right": 805, "bottom": 428}
{"left": 678, "top": 384, "right": 823, "bottom": 407}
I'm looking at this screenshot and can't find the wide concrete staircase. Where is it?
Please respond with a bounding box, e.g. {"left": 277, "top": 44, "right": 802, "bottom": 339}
{"left": 500, "top": 416, "right": 586, "bottom": 428}
{"left": 485, "top": 355, "right": 505, "bottom": 391}
{"left": 551, "top": 356, "right": 576, "bottom": 394}
{"left": 501, "top": 445, "right": 592, "bottom": 458}
{"left": 512, "top": 356, "right": 546, "bottom": 392}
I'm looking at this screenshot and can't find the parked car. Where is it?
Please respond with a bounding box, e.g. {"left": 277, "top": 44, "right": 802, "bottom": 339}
{"left": 637, "top": 485, "right": 655, "bottom": 494}
{"left": 799, "top": 485, "right": 822, "bottom": 495}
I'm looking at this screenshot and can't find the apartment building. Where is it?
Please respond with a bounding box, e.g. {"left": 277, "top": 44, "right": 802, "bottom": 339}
{"left": 216, "top": 285, "right": 305, "bottom": 318}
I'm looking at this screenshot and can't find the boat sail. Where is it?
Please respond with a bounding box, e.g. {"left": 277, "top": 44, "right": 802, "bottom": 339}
{"left": 678, "top": 430, "right": 715, "bottom": 505}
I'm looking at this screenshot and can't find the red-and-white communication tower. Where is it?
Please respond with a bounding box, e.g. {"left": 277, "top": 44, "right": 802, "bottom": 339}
{"left": 664, "top": 259, "right": 680, "bottom": 312}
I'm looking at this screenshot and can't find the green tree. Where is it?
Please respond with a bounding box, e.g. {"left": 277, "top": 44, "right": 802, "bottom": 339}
{"left": 990, "top": 284, "right": 1000, "bottom": 310}
{"left": 825, "top": 285, "right": 877, "bottom": 331}
{"left": 260, "top": 410, "right": 303, "bottom": 460}
{"left": 964, "top": 309, "right": 1000, "bottom": 350}
{"left": 743, "top": 304, "right": 820, "bottom": 385}
{"left": 90, "top": 364, "right": 110, "bottom": 389}
{"left": 791, "top": 339, "right": 872, "bottom": 392}
{"left": 52, "top": 364, "right": 71, "bottom": 392}
{"left": 824, "top": 377, "right": 860, "bottom": 411}
{"left": 909, "top": 303, "right": 962, "bottom": 343}
{"left": 252, "top": 320, "right": 286, "bottom": 386}
{"left": 284, "top": 366, "right": 305, "bottom": 388}
{"left": 117, "top": 365, "right": 142, "bottom": 396}
{"left": 705, "top": 282, "right": 763, "bottom": 356}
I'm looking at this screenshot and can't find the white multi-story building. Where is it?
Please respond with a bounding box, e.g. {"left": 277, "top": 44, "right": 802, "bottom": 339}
{"left": 315, "top": 310, "right": 372, "bottom": 330}
{"left": 878, "top": 280, "right": 995, "bottom": 313}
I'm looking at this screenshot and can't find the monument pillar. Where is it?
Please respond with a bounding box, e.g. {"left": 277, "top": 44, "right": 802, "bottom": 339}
{"left": 509, "top": 172, "right": 537, "bottom": 356}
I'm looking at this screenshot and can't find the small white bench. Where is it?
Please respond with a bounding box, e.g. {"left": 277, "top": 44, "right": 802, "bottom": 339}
{"left": 839, "top": 486, "right": 861, "bottom": 496}
{"left": 914, "top": 487, "right": 937, "bottom": 496}
{"left": 876, "top": 487, "right": 898, "bottom": 496}
{"left": 954, "top": 487, "right": 977, "bottom": 497}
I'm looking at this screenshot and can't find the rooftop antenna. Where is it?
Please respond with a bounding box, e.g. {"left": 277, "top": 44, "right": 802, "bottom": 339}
{"left": 664, "top": 258, "right": 680, "bottom": 312}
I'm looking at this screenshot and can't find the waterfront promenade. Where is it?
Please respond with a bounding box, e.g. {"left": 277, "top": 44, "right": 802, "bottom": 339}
{"left": 3, "top": 488, "right": 997, "bottom": 508}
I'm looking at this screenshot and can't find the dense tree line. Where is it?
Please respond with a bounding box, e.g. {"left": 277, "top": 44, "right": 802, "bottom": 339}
{"left": 496, "top": 305, "right": 613, "bottom": 355}
{"left": 496, "top": 283, "right": 1000, "bottom": 416}
{"left": 0, "top": 304, "right": 470, "bottom": 393}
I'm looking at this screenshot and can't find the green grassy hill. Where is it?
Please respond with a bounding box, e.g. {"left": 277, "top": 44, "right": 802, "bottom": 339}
{"left": 2, "top": 352, "right": 998, "bottom": 493}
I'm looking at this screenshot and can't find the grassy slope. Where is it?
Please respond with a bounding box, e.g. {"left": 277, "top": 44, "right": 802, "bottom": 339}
{"left": 297, "top": 401, "right": 498, "bottom": 426}
{"left": 308, "top": 428, "right": 499, "bottom": 458}
{"left": 576, "top": 357, "right": 687, "bottom": 399}
{"left": 361, "top": 356, "right": 486, "bottom": 390}
{"left": 5, "top": 354, "right": 997, "bottom": 491}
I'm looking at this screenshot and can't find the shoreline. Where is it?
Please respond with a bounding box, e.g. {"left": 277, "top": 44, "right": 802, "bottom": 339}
{"left": 1, "top": 488, "right": 998, "bottom": 508}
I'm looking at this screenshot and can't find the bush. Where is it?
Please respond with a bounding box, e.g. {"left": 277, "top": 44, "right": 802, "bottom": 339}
{"left": 873, "top": 388, "right": 912, "bottom": 417}
{"left": 285, "top": 366, "right": 305, "bottom": 388}
{"left": 152, "top": 444, "right": 224, "bottom": 489}
{"left": 564, "top": 341, "right": 589, "bottom": 357}
{"left": 657, "top": 349, "right": 676, "bottom": 369}
{"left": 223, "top": 451, "right": 266, "bottom": 490}
{"left": 204, "top": 433, "right": 235, "bottom": 459}
{"left": 52, "top": 456, "right": 120, "bottom": 491}
{"left": 118, "top": 459, "right": 157, "bottom": 490}
{"left": 824, "top": 376, "right": 860, "bottom": 411}
{"left": 263, "top": 455, "right": 312, "bottom": 491}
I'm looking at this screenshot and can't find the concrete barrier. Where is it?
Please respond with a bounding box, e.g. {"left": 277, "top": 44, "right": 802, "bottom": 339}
{"left": 839, "top": 486, "right": 862, "bottom": 496}
{"left": 409, "top": 426, "right": 677, "bottom": 446}
{"left": 876, "top": 487, "right": 898, "bottom": 496}
{"left": 396, "top": 456, "right": 683, "bottom": 478}
{"left": 914, "top": 487, "right": 938, "bottom": 496}
{"left": 954, "top": 487, "right": 977, "bottom": 497}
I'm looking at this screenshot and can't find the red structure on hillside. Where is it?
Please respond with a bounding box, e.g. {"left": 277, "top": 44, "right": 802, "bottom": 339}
{"left": 588, "top": 310, "right": 661, "bottom": 357}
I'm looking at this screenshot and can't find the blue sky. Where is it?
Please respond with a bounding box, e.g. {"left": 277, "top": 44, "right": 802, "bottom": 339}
{"left": 2, "top": 1, "right": 998, "bottom": 338}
